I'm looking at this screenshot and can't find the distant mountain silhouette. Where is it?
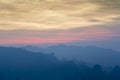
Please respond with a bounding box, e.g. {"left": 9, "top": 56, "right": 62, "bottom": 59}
{"left": 22, "top": 45, "right": 48, "bottom": 53}
{"left": 23, "top": 44, "right": 120, "bottom": 66}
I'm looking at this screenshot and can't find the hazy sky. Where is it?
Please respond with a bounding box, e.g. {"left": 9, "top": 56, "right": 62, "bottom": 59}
{"left": 0, "top": 0, "right": 120, "bottom": 50}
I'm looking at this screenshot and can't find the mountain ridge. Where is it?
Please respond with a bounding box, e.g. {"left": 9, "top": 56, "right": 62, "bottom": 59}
{"left": 22, "top": 45, "right": 120, "bottom": 66}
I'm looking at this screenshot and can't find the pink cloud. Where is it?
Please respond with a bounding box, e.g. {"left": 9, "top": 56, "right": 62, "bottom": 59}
{"left": 0, "top": 27, "right": 118, "bottom": 45}
{"left": 0, "top": 37, "right": 80, "bottom": 45}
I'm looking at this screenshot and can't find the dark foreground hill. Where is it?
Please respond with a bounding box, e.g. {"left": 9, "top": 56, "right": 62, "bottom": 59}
{"left": 0, "top": 46, "right": 120, "bottom": 80}
{"left": 0, "top": 46, "right": 58, "bottom": 67}
{"left": 0, "top": 46, "right": 59, "bottom": 80}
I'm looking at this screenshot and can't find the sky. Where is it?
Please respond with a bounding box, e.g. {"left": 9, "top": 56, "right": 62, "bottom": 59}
{"left": 0, "top": 0, "right": 120, "bottom": 50}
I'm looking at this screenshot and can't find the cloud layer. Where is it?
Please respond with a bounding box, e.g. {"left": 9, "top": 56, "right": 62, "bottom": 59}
{"left": 0, "top": 0, "right": 120, "bottom": 30}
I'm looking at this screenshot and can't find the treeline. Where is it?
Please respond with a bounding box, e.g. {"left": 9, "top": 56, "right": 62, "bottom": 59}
{"left": 0, "top": 61, "right": 120, "bottom": 80}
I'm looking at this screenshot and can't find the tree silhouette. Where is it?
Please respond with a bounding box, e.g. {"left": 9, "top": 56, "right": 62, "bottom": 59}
{"left": 109, "top": 65, "right": 120, "bottom": 80}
